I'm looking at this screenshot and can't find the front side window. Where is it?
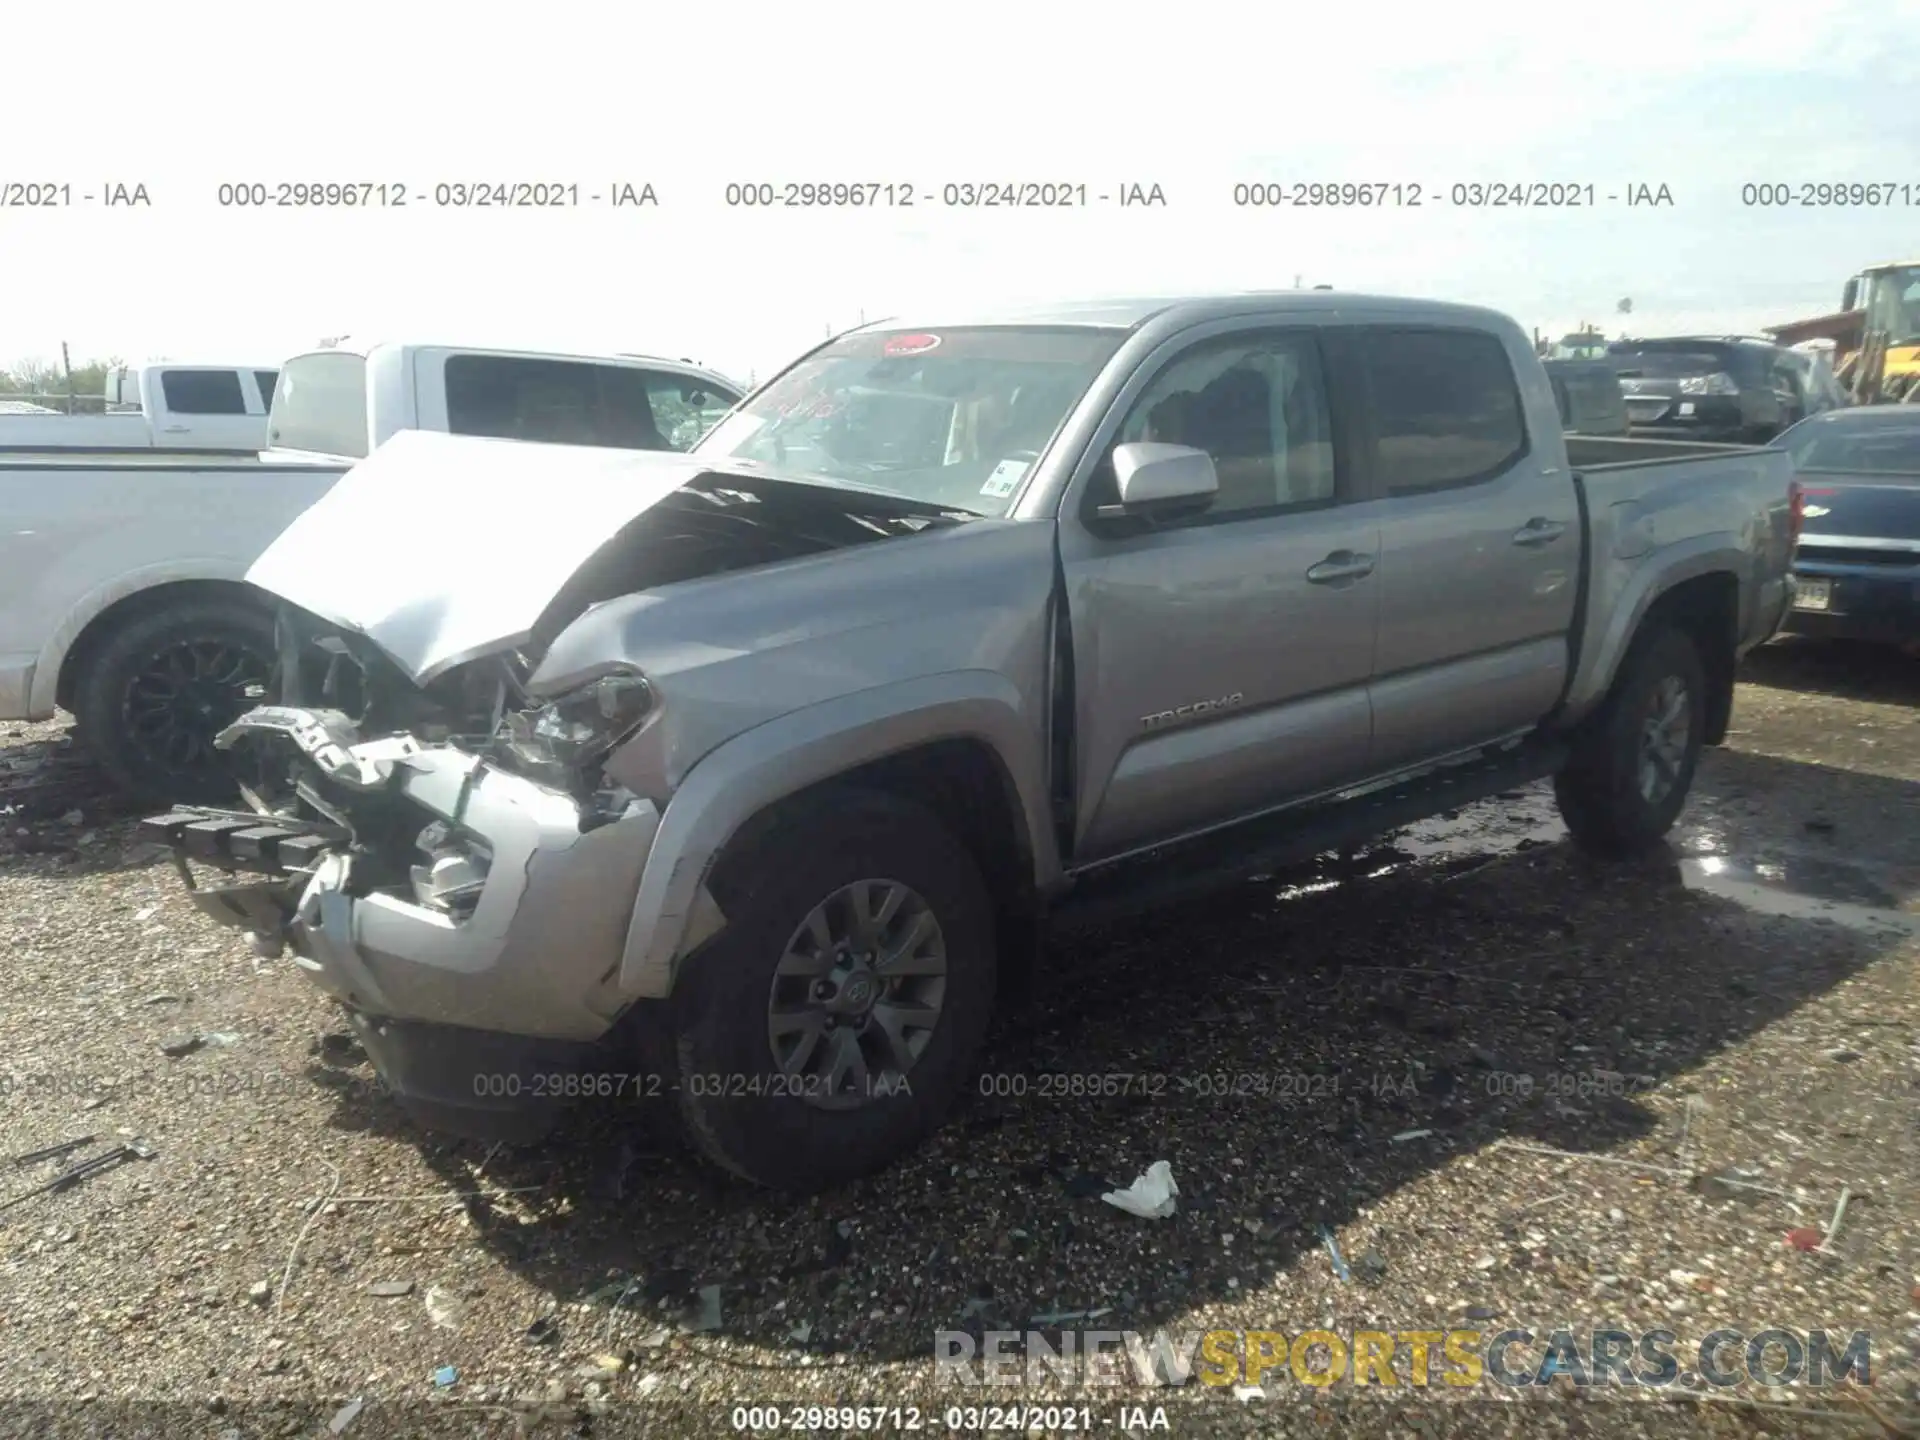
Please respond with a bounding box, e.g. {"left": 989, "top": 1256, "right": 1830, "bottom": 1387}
{"left": 1362, "top": 329, "right": 1527, "bottom": 493}
{"left": 695, "top": 326, "right": 1124, "bottom": 515}
{"left": 1089, "top": 330, "right": 1336, "bottom": 518}
{"left": 160, "top": 368, "right": 248, "bottom": 415}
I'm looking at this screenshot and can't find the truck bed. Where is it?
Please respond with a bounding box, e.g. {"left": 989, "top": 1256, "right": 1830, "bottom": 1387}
{"left": 1565, "top": 433, "right": 1773, "bottom": 468}
{"left": 1558, "top": 440, "right": 1798, "bottom": 724}
{"left": 0, "top": 450, "right": 274, "bottom": 467}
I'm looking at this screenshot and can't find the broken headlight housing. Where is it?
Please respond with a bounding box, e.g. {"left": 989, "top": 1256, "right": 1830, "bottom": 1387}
{"left": 503, "top": 667, "right": 654, "bottom": 782}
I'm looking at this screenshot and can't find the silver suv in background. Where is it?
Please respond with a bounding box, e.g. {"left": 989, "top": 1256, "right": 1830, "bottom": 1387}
{"left": 140, "top": 293, "right": 1800, "bottom": 1191}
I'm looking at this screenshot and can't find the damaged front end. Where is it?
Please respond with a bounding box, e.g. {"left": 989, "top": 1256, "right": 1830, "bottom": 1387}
{"left": 137, "top": 437, "right": 977, "bottom": 1141}
{"left": 139, "top": 676, "right": 666, "bottom": 1142}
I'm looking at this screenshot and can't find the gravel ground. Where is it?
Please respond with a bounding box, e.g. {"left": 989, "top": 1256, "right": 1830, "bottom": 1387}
{"left": 1, "top": 636, "right": 1916, "bottom": 1440}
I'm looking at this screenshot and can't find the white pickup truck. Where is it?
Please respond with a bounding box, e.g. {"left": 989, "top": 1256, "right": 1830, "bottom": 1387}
{"left": 0, "top": 363, "right": 281, "bottom": 453}
{"left": 0, "top": 343, "right": 745, "bottom": 800}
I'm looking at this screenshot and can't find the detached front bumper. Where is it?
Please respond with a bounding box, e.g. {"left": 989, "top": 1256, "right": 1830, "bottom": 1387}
{"left": 140, "top": 716, "right": 664, "bottom": 1143}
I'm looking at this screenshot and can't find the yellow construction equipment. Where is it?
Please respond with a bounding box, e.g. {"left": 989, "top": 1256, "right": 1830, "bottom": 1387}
{"left": 1767, "top": 262, "right": 1920, "bottom": 404}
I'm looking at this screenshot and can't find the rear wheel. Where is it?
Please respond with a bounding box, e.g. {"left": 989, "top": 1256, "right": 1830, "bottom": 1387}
{"left": 1554, "top": 623, "right": 1706, "bottom": 858}
{"left": 670, "top": 792, "right": 997, "bottom": 1191}
{"left": 71, "top": 599, "right": 277, "bottom": 804}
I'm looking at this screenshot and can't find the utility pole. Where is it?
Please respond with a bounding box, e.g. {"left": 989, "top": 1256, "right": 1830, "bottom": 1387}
{"left": 61, "top": 341, "right": 76, "bottom": 414}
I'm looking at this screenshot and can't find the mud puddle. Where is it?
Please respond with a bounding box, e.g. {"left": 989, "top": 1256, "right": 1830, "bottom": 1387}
{"left": 1296, "top": 778, "right": 1920, "bottom": 933}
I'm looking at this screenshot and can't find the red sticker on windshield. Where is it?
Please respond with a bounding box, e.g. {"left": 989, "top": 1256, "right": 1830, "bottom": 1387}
{"left": 882, "top": 333, "right": 942, "bottom": 357}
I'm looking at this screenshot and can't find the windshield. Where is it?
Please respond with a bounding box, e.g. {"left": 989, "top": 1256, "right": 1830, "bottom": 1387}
{"left": 694, "top": 326, "right": 1125, "bottom": 515}
{"left": 1863, "top": 267, "right": 1920, "bottom": 346}
{"left": 1784, "top": 418, "right": 1920, "bottom": 475}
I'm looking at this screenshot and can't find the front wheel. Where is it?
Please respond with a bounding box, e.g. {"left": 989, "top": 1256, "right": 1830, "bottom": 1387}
{"left": 71, "top": 598, "right": 277, "bottom": 805}
{"left": 669, "top": 792, "right": 997, "bottom": 1191}
{"left": 1554, "top": 624, "right": 1706, "bottom": 858}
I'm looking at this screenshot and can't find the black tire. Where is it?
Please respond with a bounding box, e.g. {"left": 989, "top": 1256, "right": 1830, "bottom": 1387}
{"left": 1554, "top": 623, "right": 1707, "bottom": 858}
{"left": 71, "top": 598, "right": 277, "bottom": 805}
{"left": 670, "top": 791, "right": 997, "bottom": 1191}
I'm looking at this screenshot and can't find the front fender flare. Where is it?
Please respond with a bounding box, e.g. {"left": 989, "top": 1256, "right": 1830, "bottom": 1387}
{"left": 616, "top": 670, "right": 1053, "bottom": 999}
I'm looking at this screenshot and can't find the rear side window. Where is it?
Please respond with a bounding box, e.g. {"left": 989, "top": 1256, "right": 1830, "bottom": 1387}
{"left": 160, "top": 369, "right": 247, "bottom": 415}
{"left": 443, "top": 355, "right": 740, "bottom": 452}
{"left": 267, "top": 352, "right": 370, "bottom": 457}
{"left": 254, "top": 370, "right": 278, "bottom": 407}
{"left": 1361, "top": 329, "right": 1527, "bottom": 493}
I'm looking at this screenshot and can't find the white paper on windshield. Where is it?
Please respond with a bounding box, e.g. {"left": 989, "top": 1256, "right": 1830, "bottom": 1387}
{"left": 980, "top": 457, "right": 1031, "bottom": 498}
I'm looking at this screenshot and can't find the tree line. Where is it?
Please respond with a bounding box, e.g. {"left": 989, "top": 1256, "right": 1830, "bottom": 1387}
{"left": 1, "top": 356, "right": 127, "bottom": 412}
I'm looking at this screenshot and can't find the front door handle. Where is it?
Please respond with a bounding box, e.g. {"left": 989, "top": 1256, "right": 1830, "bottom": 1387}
{"left": 1512, "top": 518, "right": 1568, "bottom": 546}
{"left": 1305, "top": 550, "right": 1375, "bottom": 584}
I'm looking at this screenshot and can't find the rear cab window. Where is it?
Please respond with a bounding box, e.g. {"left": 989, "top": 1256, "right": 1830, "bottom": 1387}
{"left": 267, "top": 351, "right": 371, "bottom": 457}
{"left": 1360, "top": 328, "right": 1529, "bottom": 492}
{"left": 441, "top": 355, "right": 741, "bottom": 452}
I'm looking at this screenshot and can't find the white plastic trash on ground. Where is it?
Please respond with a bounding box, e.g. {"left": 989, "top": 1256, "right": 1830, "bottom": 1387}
{"left": 1102, "top": 1161, "right": 1178, "bottom": 1219}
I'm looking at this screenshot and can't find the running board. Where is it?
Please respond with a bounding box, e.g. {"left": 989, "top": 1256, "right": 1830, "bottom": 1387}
{"left": 1048, "top": 739, "right": 1568, "bottom": 932}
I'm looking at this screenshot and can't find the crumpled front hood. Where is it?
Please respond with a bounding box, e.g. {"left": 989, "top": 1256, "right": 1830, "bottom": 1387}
{"left": 247, "top": 429, "right": 719, "bottom": 684}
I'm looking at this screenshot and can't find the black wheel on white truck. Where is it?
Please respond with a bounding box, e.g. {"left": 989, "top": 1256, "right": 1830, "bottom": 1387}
{"left": 71, "top": 598, "right": 277, "bottom": 805}
{"left": 669, "top": 791, "right": 998, "bottom": 1191}
{"left": 1554, "top": 622, "right": 1707, "bottom": 858}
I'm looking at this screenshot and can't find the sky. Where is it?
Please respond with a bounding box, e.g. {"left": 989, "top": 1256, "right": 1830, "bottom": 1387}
{"left": 5, "top": 0, "right": 1919, "bottom": 385}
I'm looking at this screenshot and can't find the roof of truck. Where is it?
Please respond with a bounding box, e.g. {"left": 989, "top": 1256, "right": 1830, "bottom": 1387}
{"left": 288, "top": 340, "right": 739, "bottom": 384}
{"left": 850, "top": 291, "right": 1513, "bottom": 334}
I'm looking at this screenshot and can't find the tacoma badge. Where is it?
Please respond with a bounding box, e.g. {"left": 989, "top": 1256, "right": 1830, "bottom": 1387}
{"left": 1141, "top": 692, "right": 1245, "bottom": 730}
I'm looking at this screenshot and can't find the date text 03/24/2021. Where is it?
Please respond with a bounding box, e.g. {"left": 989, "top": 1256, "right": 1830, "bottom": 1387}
{"left": 728, "top": 1404, "right": 1170, "bottom": 1432}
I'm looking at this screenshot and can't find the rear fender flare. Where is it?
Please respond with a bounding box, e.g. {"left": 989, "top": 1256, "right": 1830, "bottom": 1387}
{"left": 1560, "top": 533, "right": 1745, "bottom": 726}
{"left": 616, "top": 670, "right": 1054, "bottom": 999}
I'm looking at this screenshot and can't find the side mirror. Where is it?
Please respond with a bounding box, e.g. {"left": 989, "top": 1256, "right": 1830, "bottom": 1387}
{"left": 1099, "top": 442, "right": 1218, "bottom": 519}
{"left": 1842, "top": 278, "right": 1859, "bottom": 312}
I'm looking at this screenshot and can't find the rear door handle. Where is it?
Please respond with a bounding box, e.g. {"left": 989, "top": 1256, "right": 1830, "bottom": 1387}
{"left": 1512, "top": 518, "right": 1568, "bottom": 546}
{"left": 1305, "top": 550, "right": 1375, "bottom": 584}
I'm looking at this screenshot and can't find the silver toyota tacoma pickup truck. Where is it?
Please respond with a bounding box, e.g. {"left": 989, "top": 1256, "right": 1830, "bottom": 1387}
{"left": 140, "top": 294, "right": 1802, "bottom": 1191}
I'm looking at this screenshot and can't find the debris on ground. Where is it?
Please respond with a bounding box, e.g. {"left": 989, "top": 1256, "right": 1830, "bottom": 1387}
{"left": 367, "top": 1280, "right": 415, "bottom": 1298}
{"left": 1318, "top": 1224, "right": 1353, "bottom": 1282}
{"left": 1101, "top": 1161, "right": 1178, "bottom": 1219}
{"left": 327, "top": 1397, "right": 365, "bottom": 1434}
{"left": 0, "top": 653, "right": 1914, "bottom": 1418}
{"left": 423, "top": 1284, "right": 466, "bottom": 1329}
{"left": 431, "top": 1365, "right": 457, "bottom": 1388}
{"left": 681, "top": 1284, "right": 724, "bottom": 1333}
{"left": 158, "top": 1034, "right": 204, "bottom": 1057}
{"left": 13, "top": 1136, "right": 94, "bottom": 1166}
